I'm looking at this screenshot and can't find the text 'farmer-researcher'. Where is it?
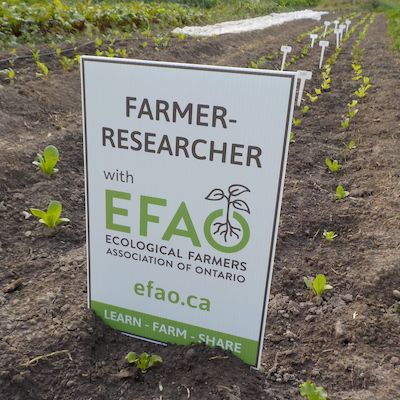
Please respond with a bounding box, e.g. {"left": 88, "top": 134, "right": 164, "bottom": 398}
{"left": 101, "top": 97, "right": 263, "bottom": 167}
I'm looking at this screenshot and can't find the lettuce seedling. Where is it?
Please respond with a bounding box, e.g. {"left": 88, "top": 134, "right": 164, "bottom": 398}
{"left": 348, "top": 108, "right": 358, "bottom": 118}
{"left": 341, "top": 118, "right": 350, "bottom": 129}
{"left": 325, "top": 158, "right": 342, "bottom": 173}
{"left": 30, "top": 201, "right": 70, "bottom": 228}
{"left": 306, "top": 93, "right": 318, "bottom": 103}
{"left": 36, "top": 61, "right": 49, "bottom": 77}
{"left": 323, "top": 230, "right": 337, "bottom": 241}
{"left": 33, "top": 145, "right": 59, "bottom": 175}
{"left": 59, "top": 56, "right": 75, "bottom": 71}
{"left": 299, "top": 380, "right": 328, "bottom": 400}
{"left": 347, "top": 100, "right": 358, "bottom": 108}
{"left": 314, "top": 88, "right": 322, "bottom": 95}
{"left": 125, "top": 352, "right": 162, "bottom": 373}
{"left": 302, "top": 105, "right": 310, "bottom": 114}
{"left": 293, "top": 117, "right": 302, "bottom": 127}
{"left": 346, "top": 140, "right": 357, "bottom": 150}
{"left": 335, "top": 184, "right": 349, "bottom": 200}
{"left": 304, "top": 274, "right": 333, "bottom": 297}
{"left": 290, "top": 132, "right": 295, "bottom": 143}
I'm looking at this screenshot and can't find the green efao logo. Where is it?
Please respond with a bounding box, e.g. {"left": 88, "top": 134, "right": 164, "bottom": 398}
{"left": 105, "top": 184, "right": 250, "bottom": 253}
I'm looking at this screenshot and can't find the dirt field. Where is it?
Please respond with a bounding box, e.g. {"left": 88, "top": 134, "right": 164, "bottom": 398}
{"left": 0, "top": 12, "right": 399, "bottom": 400}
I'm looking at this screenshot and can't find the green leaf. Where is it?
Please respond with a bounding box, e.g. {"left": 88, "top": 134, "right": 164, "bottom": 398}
{"left": 299, "top": 380, "right": 328, "bottom": 400}
{"left": 125, "top": 352, "right": 138, "bottom": 364}
{"left": 303, "top": 277, "right": 313, "bottom": 290}
{"left": 148, "top": 354, "right": 162, "bottom": 368}
{"left": 30, "top": 208, "right": 47, "bottom": 219}
{"left": 313, "top": 274, "right": 327, "bottom": 296}
{"left": 335, "top": 184, "right": 349, "bottom": 200}
{"left": 43, "top": 145, "right": 59, "bottom": 173}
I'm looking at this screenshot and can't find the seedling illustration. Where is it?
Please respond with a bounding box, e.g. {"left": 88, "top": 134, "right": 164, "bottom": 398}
{"left": 205, "top": 184, "right": 250, "bottom": 243}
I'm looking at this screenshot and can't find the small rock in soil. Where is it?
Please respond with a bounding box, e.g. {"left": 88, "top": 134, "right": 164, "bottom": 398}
{"left": 3, "top": 278, "right": 23, "bottom": 293}
{"left": 335, "top": 320, "right": 344, "bottom": 338}
{"left": 392, "top": 290, "right": 400, "bottom": 300}
{"left": 341, "top": 294, "right": 353, "bottom": 303}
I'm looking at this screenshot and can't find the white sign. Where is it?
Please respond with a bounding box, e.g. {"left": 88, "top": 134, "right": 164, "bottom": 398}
{"left": 319, "top": 40, "right": 329, "bottom": 69}
{"left": 333, "top": 19, "right": 339, "bottom": 29}
{"left": 323, "top": 21, "right": 331, "bottom": 37}
{"left": 81, "top": 57, "right": 297, "bottom": 367}
{"left": 280, "top": 45, "right": 292, "bottom": 71}
{"left": 296, "top": 70, "right": 312, "bottom": 106}
{"left": 339, "top": 24, "right": 346, "bottom": 40}
{"left": 310, "top": 33, "right": 318, "bottom": 48}
{"left": 345, "top": 19, "right": 351, "bottom": 33}
{"left": 334, "top": 28, "right": 341, "bottom": 48}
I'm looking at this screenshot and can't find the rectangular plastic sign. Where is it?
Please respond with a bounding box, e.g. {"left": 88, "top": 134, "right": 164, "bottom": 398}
{"left": 81, "top": 57, "right": 296, "bottom": 367}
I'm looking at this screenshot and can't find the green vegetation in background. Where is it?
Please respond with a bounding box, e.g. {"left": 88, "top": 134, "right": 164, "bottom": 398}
{"left": 0, "top": 0, "right": 320, "bottom": 49}
{"left": 373, "top": 1, "right": 400, "bottom": 51}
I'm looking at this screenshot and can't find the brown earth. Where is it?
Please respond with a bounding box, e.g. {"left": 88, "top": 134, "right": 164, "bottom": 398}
{"left": 0, "top": 12, "right": 399, "bottom": 400}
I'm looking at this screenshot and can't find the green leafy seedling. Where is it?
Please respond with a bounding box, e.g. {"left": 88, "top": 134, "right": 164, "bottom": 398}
{"left": 306, "top": 93, "right": 318, "bottom": 103}
{"left": 347, "top": 100, "right": 358, "bottom": 108}
{"left": 299, "top": 380, "right": 328, "bottom": 400}
{"left": 325, "top": 158, "right": 342, "bottom": 173}
{"left": 314, "top": 88, "right": 322, "bottom": 95}
{"left": 125, "top": 352, "right": 162, "bottom": 373}
{"left": 30, "top": 201, "right": 70, "bottom": 228}
{"left": 335, "top": 184, "right": 349, "bottom": 200}
{"left": 290, "top": 131, "right": 295, "bottom": 143}
{"left": 341, "top": 118, "right": 350, "bottom": 129}
{"left": 36, "top": 61, "right": 49, "bottom": 77}
{"left": 323, "top": 230, "right": 337, "bottom": 241}
{"left": 292, "top": 117, "right": 302, "bottom": 127}
{"left": 302, "top": 105, "right": 310, "bottom": 114}
{"left": 304, "top": 274, "right": 333, "bottom": 297}
{"left": 33, "top": 145, "right": 59, "bottom": 175}
{"left": 346, "top": 140, "right": 357, "bottom": 150}
{"left": 348, "top": 108, "right": 358, "bottom": 118}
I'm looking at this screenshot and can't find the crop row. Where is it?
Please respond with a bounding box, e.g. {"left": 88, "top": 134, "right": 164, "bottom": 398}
{"left": 0, "top": 1, "right": 203, "bottom": 49}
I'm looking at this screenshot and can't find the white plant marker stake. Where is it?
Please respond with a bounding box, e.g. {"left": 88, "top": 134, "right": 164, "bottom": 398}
{"left": 339, "top": 24, "right": 346, "bottom": 41}
{"left": 310, "top": 34, "right": 318, "bottom": 48}
{"left": 323, "top": 21, "right": 331, "bottom": 37}
{"left": 280, "top": 45, "right": 292, "bottom": 71}
{"left": 296, "top": 70, "right": 312, "bottom": 106}
{"left": 333, "top": 19, "right": 339, "bottom": 30}
{"left": 345, "top": 19, "right": 351, "bottom": 33}
{"left": 319, "top": 40, "right": 329, "bottom": 69}
{"left": 334, "top": 28, "right": 341, "bottom": 48}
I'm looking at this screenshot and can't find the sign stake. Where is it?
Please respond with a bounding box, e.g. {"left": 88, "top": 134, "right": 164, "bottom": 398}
{"left": 296, "top": 70, "right": 312, "bottom": 106}
{"left": 280, "top": 45, "right": 292, "bottom": 71}
{"left": 345, "top": 19, "right": 351, "bottom": 33}
{"left": 333, "top": 19, "right": 339, "bottom": 30}
{"left": 339, "top": 24, "right": 346, "bottom": 41}
{"left": 310, "top": 34, "right": 318, "bottom": 48}
{"left": 323, "top": 21, "right": 331, "bottom": 37}
{"left": 319, "top": 40, "right": 329, "bottom": 69}
{"left": 334, "top": 28, "right": 341, "bottom": 48}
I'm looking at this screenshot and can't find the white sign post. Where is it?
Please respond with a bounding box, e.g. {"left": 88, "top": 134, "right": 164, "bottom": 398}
{"left": 334, "top": 28, "right": 341, "bottom": 48}
{"left": 310, "top": 34, "right": 318, "bottom": 48}
{"left": 296, "top": 70, "right": 312, "bottom": 106}
{"left": 333, "top": 19, "right": 339, "bottom": 30}
{"left": 345, "top": 19, "right": 351, "bottom": 33}
{"left": 323, "top": 21, "right": 331, "bottom": 37}
{"left": 81, "top": 57, "right": 297, "bottom": 368}
{"left": 339, "top": 24, "right": 346, "bottom": 41}
{"left": 280, "top": 45, "right": 292, "bottom": 71}
{"left": 319, "top": 40, "right": 329, "bottom": 69}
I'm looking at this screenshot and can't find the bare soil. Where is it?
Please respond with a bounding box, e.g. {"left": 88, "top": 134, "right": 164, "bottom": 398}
{"left": 0, "top": 13, "right": 399, "bottom": 400}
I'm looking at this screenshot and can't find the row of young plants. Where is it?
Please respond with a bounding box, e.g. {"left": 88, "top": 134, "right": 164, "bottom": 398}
{"left": 0, "top": 0, "right": 203, "bottom": 50}
{"left": 289, "top": 14, "right": 375, "bottom": 400}
{"left": 0, "top": 27, "right": 188, "bottom": 81}
{"left": 291, "top": 13, "right": 371, "bottom": 142}
{"left": 248, "top": 11, "right": 361, "bottom": 71}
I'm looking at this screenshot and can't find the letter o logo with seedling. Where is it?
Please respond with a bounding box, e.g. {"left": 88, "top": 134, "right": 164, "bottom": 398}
{"left": 204, "top": 184, "right": 251, "bottom": 253}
